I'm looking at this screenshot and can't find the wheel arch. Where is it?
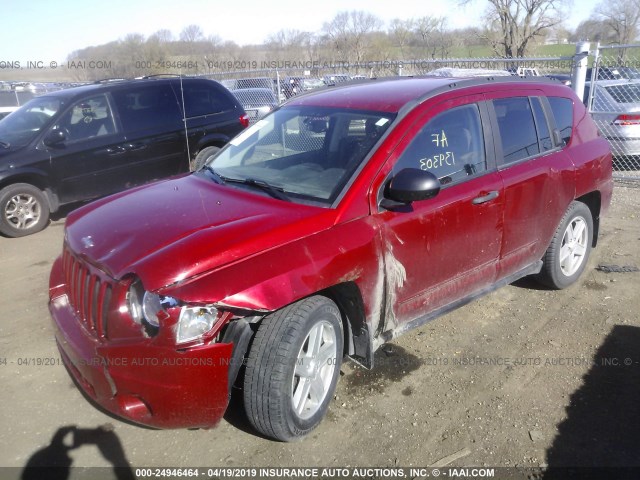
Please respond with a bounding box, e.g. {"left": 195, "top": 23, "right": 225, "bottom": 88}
{"left": 192, "top": 135, "right": 230, "bottom": 159}
{"left": 221, "top": 282, "right": 374, "bottom": 370}
{"left": 575, "top": 190, "right": 601, "bottom": 247}
{"left": 0, "top": 172, "right": 57, "bottom": 212}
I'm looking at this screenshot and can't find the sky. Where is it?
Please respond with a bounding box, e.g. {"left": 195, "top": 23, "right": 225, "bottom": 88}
{"left": 0, "top": 0, "right": 601, "bottom": 63}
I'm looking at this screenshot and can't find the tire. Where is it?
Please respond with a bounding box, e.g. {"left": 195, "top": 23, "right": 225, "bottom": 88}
{"left": 243, "top": 296, "right": 343, "bottom": 441}
{"left": 0, "top": 183, "right": 50, "bottom": 238}
{"left": 537, "top": 201, "right": 593, "bottom": 289}
{"left": 190, "top": 146, "right": 220, "bottom": 171}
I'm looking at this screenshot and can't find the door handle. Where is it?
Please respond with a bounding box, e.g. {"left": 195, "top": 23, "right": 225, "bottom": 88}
{"left": 125, "top": 143, "right": 146, "bottom": 151}
{"left": 472, "top": 190, "right": 499, "bottom": 205}
{"left": 106, "top": 146, "right": 127, "bottom": 155}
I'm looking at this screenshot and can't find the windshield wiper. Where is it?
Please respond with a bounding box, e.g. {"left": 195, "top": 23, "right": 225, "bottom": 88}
{"left": 203, "top": 166, "right": 291, "bottom": 201}
{"left": 203, "top": 165, "right": 226, "bottom": 185}
{"left": 223, "top": 176, "right": 291, "bottom": 201}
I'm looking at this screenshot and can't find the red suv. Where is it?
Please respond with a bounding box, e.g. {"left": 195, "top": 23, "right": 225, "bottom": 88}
{"left": 49, "top": 77, "right": 613, "bottom": 441}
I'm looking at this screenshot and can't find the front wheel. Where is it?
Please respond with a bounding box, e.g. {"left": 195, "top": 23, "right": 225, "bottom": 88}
{"left": 190, "top": 146, "right": 220, "bottom": 171}
{"left": 537, "top": 201, "right": 593, "bottom": 289}
{"left": 0, "top": 183, "right": 50, "bottom": 237}
{"left": 243, "top": 296, "right": 343, "bottom": 441}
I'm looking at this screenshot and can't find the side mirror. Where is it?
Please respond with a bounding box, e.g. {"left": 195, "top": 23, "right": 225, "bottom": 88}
{"left": 384, "top": 168, "right": 440, "bottom": 204}
{"left": 43, "top": 128, "right": 66, "bottom": 147}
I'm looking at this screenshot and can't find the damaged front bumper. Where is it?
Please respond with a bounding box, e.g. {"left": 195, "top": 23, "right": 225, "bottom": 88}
{"left": 48, "top": 256, "right": 247, "bottom": 429}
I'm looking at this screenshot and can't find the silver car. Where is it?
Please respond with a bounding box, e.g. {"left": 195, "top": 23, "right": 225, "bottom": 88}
{"left": 586, "top": 79, "right": 640, "bottom": 157}
{"left": 231, "top": 88, "right": 278, "bottom": 124}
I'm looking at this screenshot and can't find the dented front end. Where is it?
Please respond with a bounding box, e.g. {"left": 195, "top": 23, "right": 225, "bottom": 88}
{"left": 48, "top": 246, "right": 251, "bottom": 429}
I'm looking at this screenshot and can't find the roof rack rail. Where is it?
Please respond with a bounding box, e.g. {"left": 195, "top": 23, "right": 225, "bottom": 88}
{"left": 93, "top": 78, "right": 128, "bottom": 84}
{"left": 135, "top": 73, "right": 184, "bottom": 80}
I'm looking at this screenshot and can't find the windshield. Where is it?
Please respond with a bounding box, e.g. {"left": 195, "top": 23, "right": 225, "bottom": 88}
{"left": 0, "top": 96, "right": 62, "bottom": 148}
{"left": 209, "top": 106, "right": 395, "bottom": 203}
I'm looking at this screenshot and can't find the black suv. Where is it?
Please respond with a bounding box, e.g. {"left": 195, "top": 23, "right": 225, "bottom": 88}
{"left": 0, "top": 77, "right": 248, "bottom": 237}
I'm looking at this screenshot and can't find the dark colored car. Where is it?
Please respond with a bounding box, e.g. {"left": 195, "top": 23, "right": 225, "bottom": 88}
{"left": 230, "top": 88, "right": 278, "bottom": 124}
{"left": 586, "top": 66, "right": 640, "bottom": 81}
{"left": 545, "top": 74, "right": 572, "bottom": 86}
{"left": 282, "top": 76, "right": 325, "bottom": 98}
{"left": 49, "top": 76, "right": 612, "bottom": 441}
{"left": 0, "top": 77, "right": 248, "bottom": 237}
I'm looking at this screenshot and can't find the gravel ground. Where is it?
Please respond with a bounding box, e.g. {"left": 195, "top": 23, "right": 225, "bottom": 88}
{"left": 0, "top": 183, "right": 638, "bottom": 478}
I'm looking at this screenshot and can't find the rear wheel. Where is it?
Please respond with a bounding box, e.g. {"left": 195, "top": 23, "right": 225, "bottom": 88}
{"left": 537, "top": 201, "right": 593, "bottom": 289}
{"left": 190, "top": 146, "right": 220, "bottom": 171}
{"left": 0, "top": 183, "right": 50, "bottom": 237}
{"left": 243, "top": 296, "right": 343, "bottom": 441}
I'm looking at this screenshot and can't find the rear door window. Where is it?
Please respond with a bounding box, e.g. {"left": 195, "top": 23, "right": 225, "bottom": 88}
{"left": 493, "top": 97, "right": 539, "bottom": 164}
{"left": 112, "top": 84, "right": 181, "bottom": 133}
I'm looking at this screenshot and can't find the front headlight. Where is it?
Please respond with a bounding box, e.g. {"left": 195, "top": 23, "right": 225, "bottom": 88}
{"left": 177, "top": 306, "right": 218, "bottom": 344}
{"left": 127, "top": 281, "right": 145, "bottom": 324}
{"left": 142, "top": 292, "right": 163, "bottom": 327}
{"left": 127, "top": 280, "right": 177, "bottom": 332}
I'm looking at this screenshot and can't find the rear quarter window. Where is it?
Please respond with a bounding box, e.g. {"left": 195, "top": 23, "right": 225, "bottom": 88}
{"left": 493, "top": 97, "right": 539, "bottom": 164}
{"left": 181, "top": 82, "right": 237, "bottom": 117}
{"left": 603, "top": 83, "right": 640, "bottom": 104}
{"left": 548, "top": 97, "right": 573, "bottom": 146}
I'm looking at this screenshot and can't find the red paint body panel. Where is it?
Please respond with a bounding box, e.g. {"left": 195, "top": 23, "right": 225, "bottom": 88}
{"left": 286, "top": 77, "right": 456, "bottom": 113}
{"left": 49, "top": 77, "right": 613, "bottom": 430}
{"left": 50, "top": 256, "right": 232, "bottom": 429}
{"left": 64, "top": 174, "right": 336, "bottom": 292}
{"left": 570, "top": 101, "right": 614, "bottom": 212}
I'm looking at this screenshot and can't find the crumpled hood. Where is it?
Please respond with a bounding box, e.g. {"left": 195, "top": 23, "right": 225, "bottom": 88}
{"left": 65, "top": 174, "right": 334, "bottom": 291}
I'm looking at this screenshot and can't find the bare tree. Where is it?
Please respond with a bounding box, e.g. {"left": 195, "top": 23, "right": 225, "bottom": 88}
{"left": 413, "top": 16, "right": 451, "bottom": 59}
{"left": 180, "top": 24, "right": 205, "bottom": 43}
{"left": 149, "top": 29, "right": 174, "bottom": 43}
{"left": 594, "top": 0, "right": 640, "bottom": 45}
{"left": 464, "top": 0, "right": 568, "bottom": 57}
{"left": 572, "top": 18, "right": 612, "bottom": 43}
{"left": 458, "top": 27, "right": 485, "bottom": 56}
{"left": 266, "top": 29, "right": 317, "bottom": 62}
{"left": 322, "top": 11, "right": 383, "bottom": 66}
{"left": 389, "top": 19, "right": 415, "bottom": 58}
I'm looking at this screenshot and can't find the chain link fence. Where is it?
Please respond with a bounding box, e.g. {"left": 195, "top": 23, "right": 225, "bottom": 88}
{"left": 586, "top": 45, "right": 640, "bottom": 180}
{"left": 198, "top": 57, "right": 573, "bottom": 125}
{"left": 2, "top": 46, "right": 639, "bottom": 183}
{"left": 201, "top": 52, "right": 639, "bottom": 184}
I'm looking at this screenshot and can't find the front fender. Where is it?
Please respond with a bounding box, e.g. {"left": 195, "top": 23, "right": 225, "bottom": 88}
{"left": 161, "top": 216, "right": 385, "bottom": 329}
{"left": 0, "top": 166, "right": 50, "bottom": 186}
{"left": 195, "top": 133, "right": 231, "bottom": 153}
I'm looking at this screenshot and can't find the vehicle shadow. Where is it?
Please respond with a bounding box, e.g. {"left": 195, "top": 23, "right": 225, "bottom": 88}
{"left": 544, "top": 325, "right": 640, "bottom": 479}
{"left": 21, "top": 424, "right": 135, "bottom": 480}
{"left": 510, "top": 275, "right": 549, "bottom": 291}
{"left": 222, "top": 385, "right": 264, "bottom": 438}
{"left": 49, "top": 201, "right": 88, "bottom": 223}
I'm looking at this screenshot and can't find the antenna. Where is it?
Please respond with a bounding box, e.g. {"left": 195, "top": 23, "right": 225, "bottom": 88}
{"left": 179, "top": 72, "right": 192, "bottom": 168}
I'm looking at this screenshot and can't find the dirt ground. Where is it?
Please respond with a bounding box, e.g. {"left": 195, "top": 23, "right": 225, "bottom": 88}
{"left": 0, "top": 183, "right": 639, "bottom": 478}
